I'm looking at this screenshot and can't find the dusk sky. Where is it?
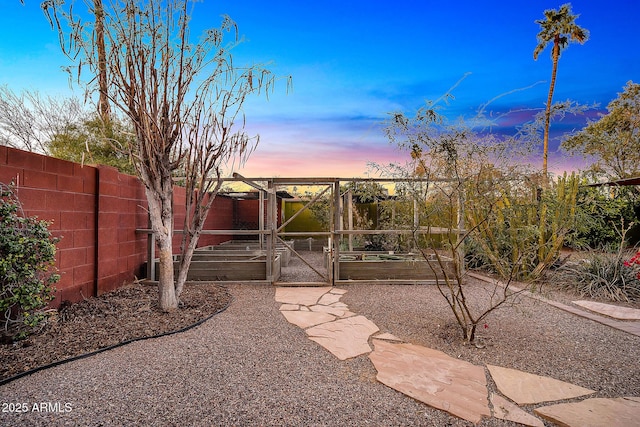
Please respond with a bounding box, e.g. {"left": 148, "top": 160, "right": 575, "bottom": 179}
{"left": 1, "top": 1, "right": 638, "bottom": 178}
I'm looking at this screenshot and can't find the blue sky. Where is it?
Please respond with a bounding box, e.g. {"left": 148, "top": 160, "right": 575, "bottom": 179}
{"left": 1, "top": 1, "right": 638, "bottom": 177}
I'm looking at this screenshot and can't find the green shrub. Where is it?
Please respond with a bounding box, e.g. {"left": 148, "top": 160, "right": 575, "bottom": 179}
{"left": 0, "top": 183, "right": 59, "bottom": 340}
{"left": 564, "top": 185, "right": 638, "bottom": 250}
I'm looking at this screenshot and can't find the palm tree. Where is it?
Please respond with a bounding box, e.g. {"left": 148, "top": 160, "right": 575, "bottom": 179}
{"left": 42, "top": 0, "right": 110, "bottom": 123}
{"left": 534, "top": 3, "right": 588, "bottom": 183}
{"left": 93, "top": 0, "right": 110, "bottom": 123}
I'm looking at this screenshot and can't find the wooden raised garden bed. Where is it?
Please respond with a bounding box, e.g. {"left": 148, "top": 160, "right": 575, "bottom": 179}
{"left": 154, "top": 253, "right": 281, "bottom": 282}
{"left": 334, "top": 252, "right": 454, "bottom": 283}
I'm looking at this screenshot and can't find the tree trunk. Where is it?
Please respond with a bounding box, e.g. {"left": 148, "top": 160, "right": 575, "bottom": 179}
{"left": 144, "top": 182, "right": 178, "bottom": 311}
{"left": 466, "top": 324, "right": 477, "bottom": 343}
{"left": 542, "top": 35, "right": 560, "bottom": 183}
{"left": 94, "top": 0, "right": 110, "bottom": 122}
{"left": 539, "top": 36, "right": 560, "bottom": 273}
{"left": 175, "top": 230, "right": 198, "bottom": 298}
{"left": 157, "top": 236, "right": 178, "bottom": 310}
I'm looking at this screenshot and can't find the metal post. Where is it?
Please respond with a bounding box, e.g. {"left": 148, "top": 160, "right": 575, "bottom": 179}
{"left": 147, "top": 233, "right": 156, "bottom": 281}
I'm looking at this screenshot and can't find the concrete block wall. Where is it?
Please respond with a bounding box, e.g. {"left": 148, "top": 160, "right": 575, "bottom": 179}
{"left": 0, "top": 146, "right": 235, "bottom": 308}
{"left": 170, "top": 186, "right": 234, "bottom": 252}
{"left": 234, "top": 199, "right": 264, "bottom": 231}
{"left": 0, "top": 146, "right": 103, "bottom": 306}
{"left": 233, "top": 199, "right": 284, "bottom": 232}
{"left": 94, "top": 165, "right": 148, "bottom": 296}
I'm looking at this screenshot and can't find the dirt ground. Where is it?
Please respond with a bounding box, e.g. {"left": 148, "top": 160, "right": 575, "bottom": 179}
{"left": 1, "top": 282, "right": 231, "bottom": 382}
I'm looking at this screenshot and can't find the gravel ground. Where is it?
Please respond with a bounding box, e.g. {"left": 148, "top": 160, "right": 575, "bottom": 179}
{"left": 342, "top": 284, "right": 640, "bottom": 396}
{"left": 0, "top": 284, "right": 458, "bottom": 426}
{"left": 1, "top": 251, "right": 638, "bottom": 426}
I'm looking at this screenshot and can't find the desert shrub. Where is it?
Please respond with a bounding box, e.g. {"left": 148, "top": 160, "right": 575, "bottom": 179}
{"left": 553, "top": 224, "right": 640, "bottom": 302}
{"left": 552, "top": 249, "right": 640, "bottom": 302}
{"left": 0, "top": 183, "right": 59, "bottom": 340}
{"left": 463, "top": 218, "right": 541, "bottom": 280}
{"left": 625, "top": 250, "right": 640, "bottom": 277}
{"left": 464, "top": 174, "right": 579, "bottom": 280}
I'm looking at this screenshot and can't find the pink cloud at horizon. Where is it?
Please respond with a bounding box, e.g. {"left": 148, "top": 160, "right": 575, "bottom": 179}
{"left": 235, "top": 139, "right": 406, "bottom": 178}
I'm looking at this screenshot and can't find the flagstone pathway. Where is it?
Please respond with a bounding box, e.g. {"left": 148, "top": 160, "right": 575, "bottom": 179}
{"left": 275, "top": 286, "right": 640, "bottom": 426}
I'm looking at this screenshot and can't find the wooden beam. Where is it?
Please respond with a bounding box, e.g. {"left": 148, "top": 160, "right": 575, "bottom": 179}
{"left": 277, "top": 185, "right": 331, "bottom": 232}
{"left": 277, "top": 236, "right": 326, "bottom": 280}
{"left": 332, "top": 180, "right": 341, "bottom": 285}
{"left": 347, "top": 190, "right": 353, "bottom": 251}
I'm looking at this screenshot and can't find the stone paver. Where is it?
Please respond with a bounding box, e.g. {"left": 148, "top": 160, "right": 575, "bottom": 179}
{"left": 373, "top": 332, "right": 402, "bottom": 342}
{"left": 275, "top": 285, "right": 635, "bottom": 425}
{"left": 328, "top": 301, "right": 348, "bottom": 309}
{"left": 306, "top": 315, "right": 379, "bottom": 360}
{"left": 369, "top": 339, "right": 491, "bottom": 424}
{"left": 317, "top": 292, "right": 343, "bottom": 305}
{"left": 534, "top": 396, "right": 640, "bottom": 427}
{"left": 277, "top": 287, "right": 376, "bottom": 359}
{"left": 572, "top": 300, "right": 640, "bottom": 320}
{"left": 547, "top": 301, "right": 640, "bottom": 337}
{"left": 309, "top": 304, "right": 354, "bottom": 318}
{"left": 490, "top": 393, "right": 545, "bottom": 427}
{"left": 487, "top": 364, "right": 595, "bottom": 405}
{"left": 275, "top": 287, "right": 333, "bottom": 305}
{"left": 280, "top": 310, "right": 336, "bottom": 329}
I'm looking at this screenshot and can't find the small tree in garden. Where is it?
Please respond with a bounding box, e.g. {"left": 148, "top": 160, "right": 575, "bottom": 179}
{"left": 377, "top": 103, "right": 579, "bottom": 344}
{"left": 0, "top": 183, "right": 59, "bottom": 340}
{"left": 562, "top": 81, "right": 640, "bottom": 181}
{"left": 562, "top": 81, "right": 640, "bottom": 243}
{"left": 49, "top": 116, "right": 137, "bottom": 175}
{"left": 564, "top": 179, "right": 638, "bottom": 250}
{"left": 0, "top": 88, "right": 132, "bottom": 172}
{"left": 46, "top": 0, "right": 286, "bottom": 310}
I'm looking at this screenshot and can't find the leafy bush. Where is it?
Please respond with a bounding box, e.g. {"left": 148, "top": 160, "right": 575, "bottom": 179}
{"left": 49, "top": 116, "right": 137, "bottom": 175}
{"left": 1, "top": 183, "right": 59, "bottom": 340}
{"left": 564, "top": 184, "right": 638, "bottom": 250}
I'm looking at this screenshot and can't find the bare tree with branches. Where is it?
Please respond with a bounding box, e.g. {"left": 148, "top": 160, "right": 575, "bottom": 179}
{"left": 45, "top": 0, "right": 286, "bottom": 309}
{"left": 377, "top": 103, "right": 578, "bottom": 344}
{"left": 0, "top": 86, "right": 85, "bottom": 154}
